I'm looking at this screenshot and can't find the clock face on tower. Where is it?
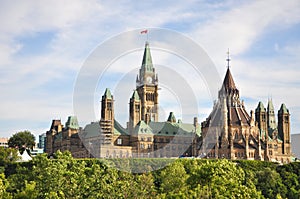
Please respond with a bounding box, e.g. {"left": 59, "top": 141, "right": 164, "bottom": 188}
{"left": 146, "top": 76, "right": 152, "bottom": 84}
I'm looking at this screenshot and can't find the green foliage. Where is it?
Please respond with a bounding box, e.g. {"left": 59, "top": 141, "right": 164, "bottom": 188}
{"left": 256, "top": 167, "right": 287, "bottom": 198}
{"left": 0, "top": 153, "right": 299, "bottom": 198}
{"left": 0, "top": 147, "right": 20, "bottom": 166}
{"left": 0, "top": 173, "right": 12, "bottom": 199}
{"left": 8, "top": 131, "right": 35, "bottom": 152}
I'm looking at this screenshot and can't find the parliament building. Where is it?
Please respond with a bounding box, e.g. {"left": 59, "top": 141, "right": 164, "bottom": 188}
{"left": 46, "top": 42, "right": 292, "bottom": 163}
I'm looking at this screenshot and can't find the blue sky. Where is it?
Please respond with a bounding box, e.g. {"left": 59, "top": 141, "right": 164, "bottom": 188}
{"left": 1, "top": 0, "right": 300, "bottom": 141}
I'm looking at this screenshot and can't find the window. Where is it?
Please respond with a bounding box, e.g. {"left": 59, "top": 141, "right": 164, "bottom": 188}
{"left": 107, "top": 102, "right": 112, "bottom": 110}
{"left": 135, "top": 105, "right": 140, "bottom": 111}
{"left": 140, "top": 143, "right": 145, "bottom": 149}
{"left": 148, "top": 144, "right": 151, "bottom": 149}
{"left": 235, "top": 133, "right": 238, "bottom": 139}
{"left": 269, "top": 150, "right": 273, "bottom": 155}
{"left": 117, "top": 138, "right": 122, "bottom": 145}
{"left": 147, "top": 137, "right": 152, "bottom": 142}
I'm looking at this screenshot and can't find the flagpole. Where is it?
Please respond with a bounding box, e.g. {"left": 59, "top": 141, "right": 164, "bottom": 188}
{"left": 140, "top": 29, "right": 148, "bottom": 42}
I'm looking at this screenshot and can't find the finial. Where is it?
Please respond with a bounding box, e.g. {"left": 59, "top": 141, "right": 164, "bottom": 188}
{"left": 226, "top": 48, "right": 230, "bottom": 69}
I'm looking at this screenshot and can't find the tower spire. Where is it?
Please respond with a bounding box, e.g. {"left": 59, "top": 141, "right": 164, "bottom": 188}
{"left": 226, "top": 48, "right": 231, "bottom": 69}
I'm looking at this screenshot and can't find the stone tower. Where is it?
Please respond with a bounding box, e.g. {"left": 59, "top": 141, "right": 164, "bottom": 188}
{"left": 129, "top": 90, "right": 141, "bottom": 131}
{"left": 278, "top": 103, "right": 291, "bottom": 155}
{"left": 100, "top": 88, "right": 114, "bottom": 144}
{"left": 255, "top": 102, "right": 268, "bottom": 140}
{"left": 136, "top": 42, "right": 158, "bottom": 123}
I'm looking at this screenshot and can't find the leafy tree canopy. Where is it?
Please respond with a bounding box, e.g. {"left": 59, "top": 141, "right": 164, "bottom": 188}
{"left": 8, "top": 131, "right": 35, "bottom": 151}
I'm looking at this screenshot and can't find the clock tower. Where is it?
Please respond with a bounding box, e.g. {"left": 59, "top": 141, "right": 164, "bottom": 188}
{"left": 136, "top": 42, "right": 159, "bottom": 123}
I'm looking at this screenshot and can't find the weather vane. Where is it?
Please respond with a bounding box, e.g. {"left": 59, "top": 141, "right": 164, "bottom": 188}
{"left": 226, "top": 48, "right": 231, "bottom": 69}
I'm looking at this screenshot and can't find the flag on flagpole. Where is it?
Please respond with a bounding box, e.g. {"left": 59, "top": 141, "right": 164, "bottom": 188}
{"left": 140, "top": 29, "right": 148, "bottom": 34}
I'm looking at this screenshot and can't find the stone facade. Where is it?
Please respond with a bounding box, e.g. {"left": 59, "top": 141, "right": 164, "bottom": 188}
{"left": 46, "top": 42, "right": 200, "bottom": 158}
{"left": 45, "top": 42, "right": 293, "bottom": 163}
{"left": 200, "top": 65, "right": 292, "bottom": 163}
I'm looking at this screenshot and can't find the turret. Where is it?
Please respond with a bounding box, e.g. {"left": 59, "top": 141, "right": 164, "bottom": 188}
{"left": 100, "top": 88, "right": 114, "bottom": 144}
{"left": 129, "top": 90, "right": 141, "bottom": 131}
{"left": 255, "top": 102, "right": 267, "bottom": 140}
{"left": 267, "top": 99, "right": 277, "bottom": 131}
{"left": 278, "top": 103, "right": 291, "bottom": 155}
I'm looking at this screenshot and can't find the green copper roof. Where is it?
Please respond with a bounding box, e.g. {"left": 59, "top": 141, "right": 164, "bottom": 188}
{"left": 255, "top": 101, "right": 266, "bottom": 113}
{"left": 131, "top": 90, "right": 140, "bottom": 101}
{"left": 279, "top": 103, "right": 289, "bottom": 114}
{"left": 103, "top": 88, "right": 112, "bottom": 99}
{"left": 167, "top": 112, "right": 176, "bottom": 123}
{"left": 141, "top": 42, "right": 154, "bottom": 73}
{"left": 129, "top": 118, "right": 201, "bottom": 137}
{"left": 65, "top": 116, "right": 79, "bottom": 130}
{"left": 114, "top": 120, "right": 129, "bottom": 135}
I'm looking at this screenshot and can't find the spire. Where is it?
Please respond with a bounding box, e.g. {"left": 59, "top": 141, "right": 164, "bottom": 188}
{"left": 256, "top": 101, "right": 266, "bottom": 113}
{"left": 167, "top": 112, "right": 176, "bottom": 123}
{"left": 267, "top": 99, "right": 276, "bottom": 130}
{"left": 279, "top": 103, "right": 289, "bottom": 114}
{"left": 267, "top": 98, "right": 275, "bottom": 113}
{"left": 131, "top": 90, "right": 140, "bottom": 101}
{"left": 103, "top": 88, "right": 112, "bottom": 99}
{"left": 223, "top": 68, "right": 237, "bottom": 90}
{"left": 141, "top": 42, "right": 154, "bottom": 73}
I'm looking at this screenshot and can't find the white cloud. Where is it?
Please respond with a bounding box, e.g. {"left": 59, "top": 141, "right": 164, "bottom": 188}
{"left": 1, "top": 0, "right": 300, "bottom": 137}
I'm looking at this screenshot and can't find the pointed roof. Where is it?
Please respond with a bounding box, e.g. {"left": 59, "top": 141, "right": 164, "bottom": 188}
{"left": 141, "top": 42, "right": 154, "bottom": 73}
{"left": 267, "top": 99, "right": 275, "bottom": 112}
{"left": 65, "top": 116, "right": 79, "bottom": 130}
{"left": 103, "top": 88, "right": 112, "bottom": 99}
{"left": 256, "top": 101, "right": 266, "bottom": 113}
{"left": 167, "top": 112, "right": 176, "bottom": 123}
{"left": 279, "top": 103, "right": 289, "bottom": 114}
{"left": 131, "top": 90, "right": 140, "bottom": 101}
{"left": 222, "top": 68, "right": 237, "bottom": 90}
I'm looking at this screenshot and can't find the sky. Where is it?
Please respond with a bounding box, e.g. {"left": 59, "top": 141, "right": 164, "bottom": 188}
{"left": 1, "top": 0, "right": 300, "bottom": 141}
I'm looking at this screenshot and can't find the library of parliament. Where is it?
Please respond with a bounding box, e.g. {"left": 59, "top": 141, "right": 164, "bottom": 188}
{"left": 46, "top": 42, "right": 292, "bottom": 163}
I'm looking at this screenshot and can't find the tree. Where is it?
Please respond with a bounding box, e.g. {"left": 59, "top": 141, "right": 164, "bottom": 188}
{"left": 8, "top": 131, "right": 35, "bottom": 152}
{"left": 0, "top": 147, "right": 20, "bottom": 166}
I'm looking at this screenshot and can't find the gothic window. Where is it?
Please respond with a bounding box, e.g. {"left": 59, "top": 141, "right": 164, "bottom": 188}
{"left": 107, "top": 102, "right": 112, "bottom": 110}
{"left": 135, "top": 105, "right": 140, "bottom": 111}
{"left": 262, "top": 114, "right": 266, "bottom": 122}
{"left": 284, "top": 116, "right": 289, "bottom": 123}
